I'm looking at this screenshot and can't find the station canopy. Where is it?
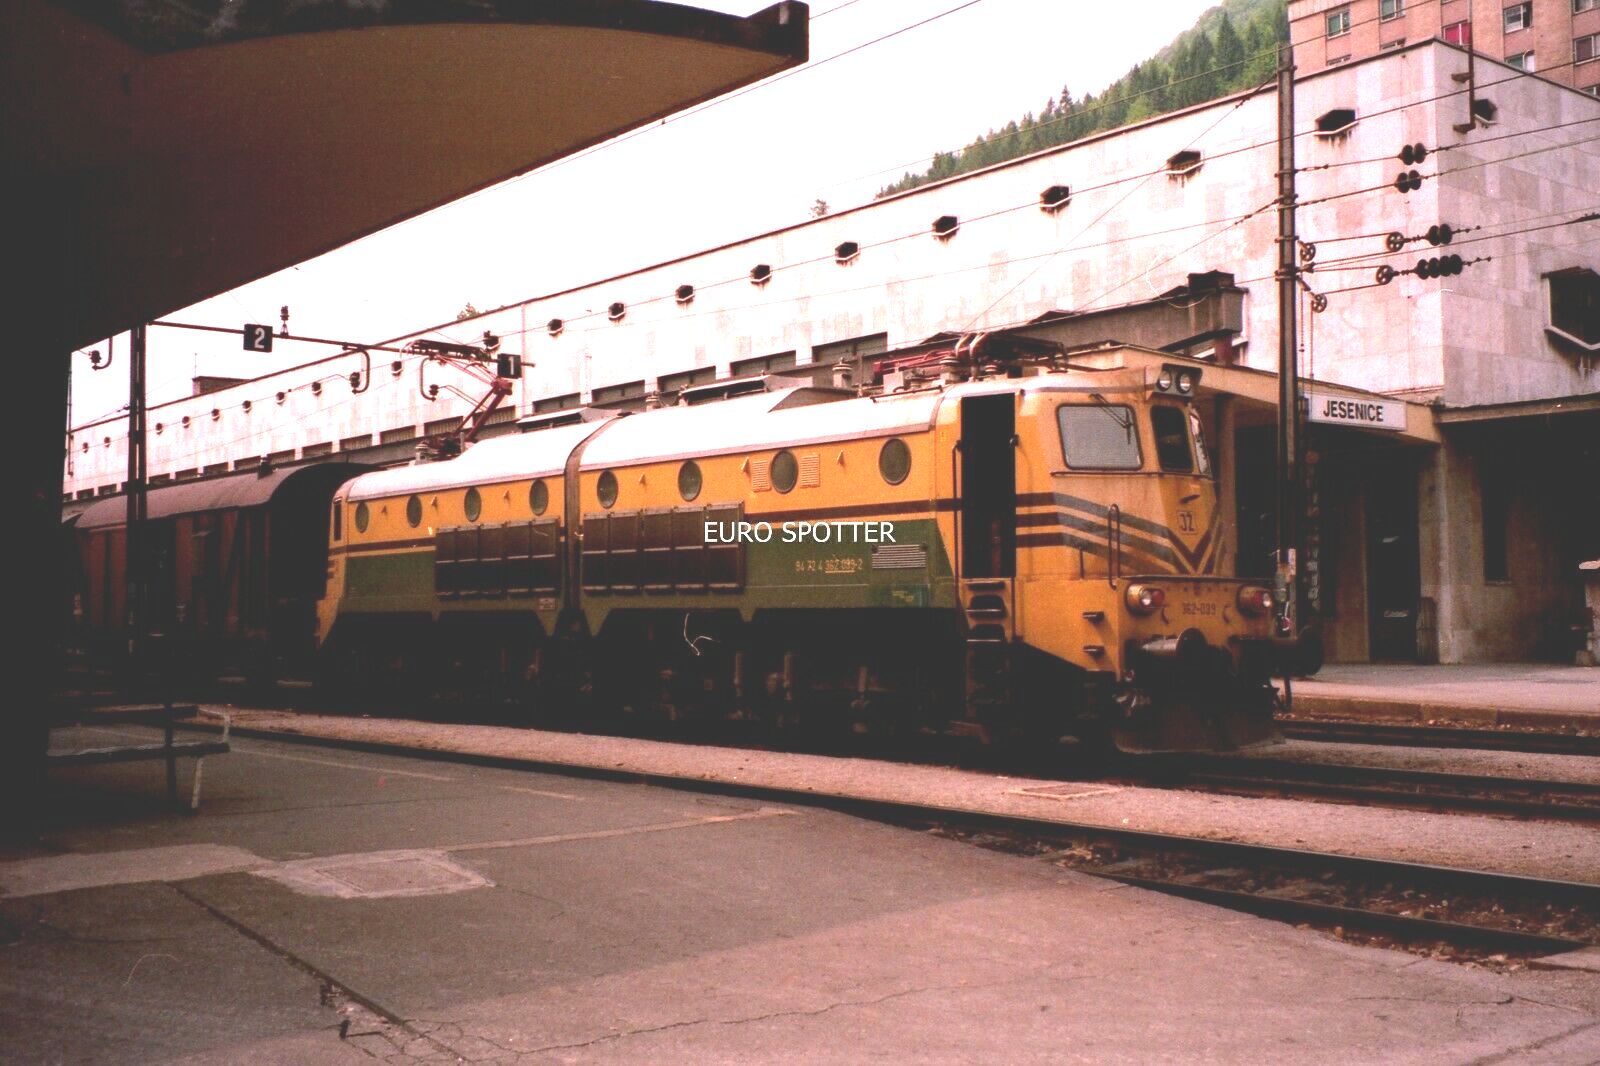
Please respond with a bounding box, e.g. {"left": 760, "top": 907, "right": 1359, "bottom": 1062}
{"left": 4, "top": 0, "right": 809, "bottom": 349}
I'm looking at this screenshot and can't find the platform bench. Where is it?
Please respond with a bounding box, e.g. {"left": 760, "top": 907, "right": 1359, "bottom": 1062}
{"left": 47, "top": 704, "right": 231, "bottom": 811}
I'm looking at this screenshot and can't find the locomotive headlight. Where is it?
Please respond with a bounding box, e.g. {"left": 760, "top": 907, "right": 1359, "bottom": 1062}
{"left": 1237, "top": 585, "right": 1273, "bottom": 615}
{"left": 1125, "top": 584, "right": 1165, "bottom": 614}
{"left": 1176, "top": 370, "right": 1196, "bottom": 395}
{"left": 1156, "top": 370, "right": 1174, "bottom": 392}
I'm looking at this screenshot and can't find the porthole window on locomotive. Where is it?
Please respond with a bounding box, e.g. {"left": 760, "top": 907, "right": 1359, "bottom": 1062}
{"left": 529, "top": 479, "right": 549, "bottom": 515}
{"left": 771, "top": 450, "right": 799, "bottom": 494}
{"left": 406, "top": 494, "right": 423, "bottom": 528}
{"left": 878, "top": 438, "right": 912, "bottom": 485}
{"left": 678, "top": 460, "right": 702, "bottom": 502}
{"left": 1150, "top": 406, "right": 1194, "bottom": 473}
{"left": 597, "top": 470, "right": 619, "bottom": 509}
{"left": 464, "top": 487, "right": 483, "bottom": 522}
{"left": 354, "top": 501, "right": 370, "bottom": 533}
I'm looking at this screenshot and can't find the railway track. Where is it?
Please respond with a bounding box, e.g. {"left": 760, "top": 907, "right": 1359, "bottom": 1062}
{"left": 176, "top": 719, "right": 1600, "bottom": 961}
{"left": 1280, "top": 718, "right": 1600, "bottom": 757}
{"left": 1167, "top": 755, "right": 1600, "bottom": 823}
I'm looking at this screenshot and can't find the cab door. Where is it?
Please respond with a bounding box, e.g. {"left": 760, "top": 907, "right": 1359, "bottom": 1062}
{"left": 959, "top": 394, "right": 1016, "bottom": 578}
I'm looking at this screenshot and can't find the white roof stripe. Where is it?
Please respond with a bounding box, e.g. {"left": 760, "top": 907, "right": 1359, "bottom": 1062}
{"left": 344, "top": 387, "right": 942, "bottom": 501}
{"left": 579, "top": 388, "right": 940, "bottom": 469}
{"left": 344, "top": 421, "right": 604, "bottom": 501}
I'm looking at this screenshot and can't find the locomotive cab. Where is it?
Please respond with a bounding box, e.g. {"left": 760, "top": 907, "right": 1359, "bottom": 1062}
{"left": 954, "top": 360, "right": 1282, "bottom": 753}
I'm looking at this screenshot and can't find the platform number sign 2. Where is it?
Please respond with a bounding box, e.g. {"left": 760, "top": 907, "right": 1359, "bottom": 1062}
{"left": 243, "top": 323, "right": 274, "bottom": 352}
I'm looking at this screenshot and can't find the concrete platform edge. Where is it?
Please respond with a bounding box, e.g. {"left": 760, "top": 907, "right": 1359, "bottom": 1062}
{"left": 1289, "top": 694, "right": 1596, "bottom": 732}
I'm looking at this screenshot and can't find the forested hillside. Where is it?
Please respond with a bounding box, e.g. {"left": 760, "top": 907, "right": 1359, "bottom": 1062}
{"left": 876, "top": 0, "right": 1287, "bottom": 198}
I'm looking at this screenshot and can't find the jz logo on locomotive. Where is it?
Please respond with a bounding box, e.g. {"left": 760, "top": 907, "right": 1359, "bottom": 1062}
{"left": 1177, "top": 510, "right": 1196, "bottom": 533}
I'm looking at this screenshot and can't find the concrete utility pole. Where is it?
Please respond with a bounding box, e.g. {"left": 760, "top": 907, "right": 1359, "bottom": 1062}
{"left": 1275, "top": 41, "right": 1302, "bottom": 637}
{"left": 126, "top": 324, "right": 147, "bottom": 681}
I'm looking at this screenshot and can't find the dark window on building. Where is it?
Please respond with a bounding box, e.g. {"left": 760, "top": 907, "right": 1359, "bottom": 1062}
{"left": 749, "top": 263, "right": 772, "bottom": 286}
{"left": 547, "top": 318, "right": 564, "bottom": 337}
{"left": 1482, "top": 466, "right": 1510, "bottom": 581}
{"left": 1316, "top": 108, "right": 1358, "bottom": 134}
{"left": 1151, "top": 406, "right": 1194, "bottom": 472}
{"left": 1040, "top": 184, "right": 1071, "bottom": 212}
{"left": 813, "top": 333, "right": 888, "bottom": 374}
{"left": 1503, "top": 2, "right": 1531, "bottom": 33}
{"left": 1472, "top": 97, "right": 1498, "bottom": 122}
{"left": 1506, "top": 49, "right": 1535, "bottom": 70}
{"left": 1057, "top": 404, "right": 1143, "bottom": 470}
{"left": 659, "top": 366, "right": 715, "bottom": 397}
{"left": 1443, "top": 20, "right": 1471, "bottom": 45}
{"left": 675, "top": 284, "right": 695, "bottom": 306}
{"left": 533, "top": 392, "right": 580, "bottom": 414}
{"left": 1166, "top": 149, "right": 1203, "bottom": 177}
{"left": 1381, "top": 0, "right": 1403, "bottom": 20}
{"left": 607, "top": 301, "right": 626, "bottom": 322}
{"left": 932, "top": 215, "right": 959, "bottom": 239}
{"left": 834, "top": 241, "right": 860, "bottom": 264}
{"left": 730, "top": 351, "right": 797, "bottom": 377}
{"left": 1547, "top": 267, "right": 1600, "bottom": 345}
{"left": 1327, "top": 7, "right": 1351, "bottom": 35}
{"left": 593, "top": 380, "right": 645, "bottom": 405}
{"left": 1577, "top": 34, "right": 1599, "bottom": 64}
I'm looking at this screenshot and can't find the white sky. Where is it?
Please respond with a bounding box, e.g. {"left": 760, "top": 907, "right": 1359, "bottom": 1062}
{"left": 70, "top": 0, "right": 1216, "bottom": 427}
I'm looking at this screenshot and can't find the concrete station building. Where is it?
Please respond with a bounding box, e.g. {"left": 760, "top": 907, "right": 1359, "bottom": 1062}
{"left": 65, "top": 38, "right": 1600, "bottom": 665}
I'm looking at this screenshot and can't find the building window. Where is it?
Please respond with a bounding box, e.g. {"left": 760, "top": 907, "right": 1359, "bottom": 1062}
{"left": 1166, "top": 149, "right": 1203, "bottom": 177}
{"left": 1327, "top": 54, "right": 1352, "bottom": 65}
{"left": 1381, "top": 38, "right": 1407, "bottom": 49}
{"left": 1577, "top": 34, "right": 1599, "bottom": 64}
{"left": 1577, "top": 0, "right": 1597, "bottom": 13}
{"left": 813, "top": 333, "right": 888, "bottom": 371}
{"left": 1443, "top": 20, "right": 1471, "bottom": 45}
{"left": 1503, "top": 2, "right": 1531, "bottom": 33}
{"left": 730, "top": 350, "right": 798, "bottom": 377}
{"left": 1481, "top": 466, "right": 1509, "bottom": 582}
{"left": 1506, "top": 50, "right": 1535, "bottom": 70}
{"left": 1585, "top": 83, "right": 1600, "bottom": 96}
{"left": 658, "top": 367, "right": 715, "bottom": 399}
{"left": 1546, "top": 267, "right": 1600, "bottom": 347}
{"left": 592, "top": 380, "right": 645, "bottom": 405}
{"left": 533, "top": 392, "right": 580, "bottom": 414}
{"left": 1472, "top": 97, "right": 1499, "bottom": 122}
{"left": 1315, "top": 108, "right": 1358, "bottom": 135}
{"left": 1381, "top": 0, "right": 1403, "bottom": 20}
{"left": 1327, "top": 7, "right": 1351, "bottom": 36}
{"left": 1039, "top": 184, "right": 1071, "bottom": 212}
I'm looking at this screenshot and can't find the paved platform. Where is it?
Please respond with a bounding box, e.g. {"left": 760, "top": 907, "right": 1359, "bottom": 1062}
{"left": 1287, "top": 663, "right": 1600, "bottom": 732}
{"left": 4, "top": 731, "right": 1598, "bottom": 1064}
{"left": 162, "top": 712, "right": 1600, "bottom": 883}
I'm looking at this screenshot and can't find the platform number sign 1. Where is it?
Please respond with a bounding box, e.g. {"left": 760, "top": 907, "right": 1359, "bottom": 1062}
{"left": 243, "top": 323, "right": 274, "bottom": 352}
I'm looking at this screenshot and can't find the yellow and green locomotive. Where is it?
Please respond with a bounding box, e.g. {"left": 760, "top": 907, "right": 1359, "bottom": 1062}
{"left": 317, "top": 336, "right": 1291, "bottom": 752}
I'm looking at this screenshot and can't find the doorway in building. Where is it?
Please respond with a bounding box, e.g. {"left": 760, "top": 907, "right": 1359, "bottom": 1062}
{"left": 959, "top": 395, "right": 1016, "bottom": 577}
{"left": 1367, "top": 462, "right": 1421, "bottom": 661}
